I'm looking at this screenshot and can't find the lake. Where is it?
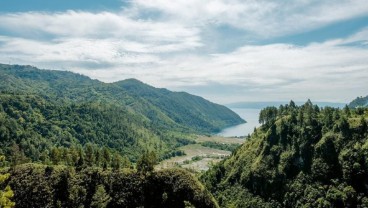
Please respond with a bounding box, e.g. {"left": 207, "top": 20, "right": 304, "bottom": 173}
{"left": 217, "top": 108, "right": 261, "bottom": 137}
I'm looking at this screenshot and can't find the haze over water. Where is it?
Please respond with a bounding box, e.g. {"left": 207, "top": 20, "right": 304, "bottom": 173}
{"left": 218, "top": 108, "right": 261, "bottom": 137}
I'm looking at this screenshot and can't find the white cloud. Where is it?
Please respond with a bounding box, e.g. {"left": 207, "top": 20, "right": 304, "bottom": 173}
{"left": 1, "top": 27, "right": 368, "bottom": 103}
{"left": 0, "top": 1, "right": 367, "bottom": 104}
{"left": 90, "top": 30, "right": 368, "bottom": 103}
{"left": 132, "top": 0, "right": 368, "bottom": 37}
{"left": 0, "top": 11, "right": 202, "bottom": 53}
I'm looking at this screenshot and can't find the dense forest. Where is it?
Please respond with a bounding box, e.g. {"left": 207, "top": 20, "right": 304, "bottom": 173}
{"left": 2, "top": 64, "right": 368, "bottom": 207}
{"left": 0, "top": 93, "right": 189, "bottom": 163}
{"left": 0, "top": 63, "right": 244, "bottom": 162}
{"left": 0, "top": 163, "right": 218, "bottom": 208}
{"left": 202, "top": 100, "right": 368, "bottom": 207}
{"left": 0, "top": 64, "right": 244, "bottom": 133}
{"left": 0, "top": 63, "right": 240, "bottom": 207}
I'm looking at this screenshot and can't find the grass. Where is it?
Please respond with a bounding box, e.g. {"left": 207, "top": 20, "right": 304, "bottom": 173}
{"left": 157, "top": 135, "right": 245, "bottom": 172}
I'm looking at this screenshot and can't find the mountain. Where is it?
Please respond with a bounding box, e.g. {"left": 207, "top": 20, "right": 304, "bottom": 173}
{"left": 202, "top": 100, "right": 368, "bottom": 207}
{"left": 349, "top": 96, "right": 368, "bottom": 108}
{"left": 0, "top": 63, "right": 243, "bottom": 163}
{"left": 0, "top": 64, "right": 244, "bottom": 133}
{"left": 117, "top": 78, "right": 244, "bottom": 132}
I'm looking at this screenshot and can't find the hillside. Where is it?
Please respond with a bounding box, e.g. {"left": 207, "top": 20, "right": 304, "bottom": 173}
{"left": 0, "top": 94, "right": 188, "bottom": 162}
{"left": 349, "top": 96, "right": 368, "bottom": 108}
{"left": 0, "top": 64, "right": 244, "bottom": 133}
{"left": 0, "top": 63, "right": 236, "bottom": 207}
{"left": 0, "top": 63, "right": 244, "bottom": 163}
{"left": 202, "top": 101, "right": 368, "bottom": 207}
{"left": 117, "top": 78, "right": 244, "bottom": 133}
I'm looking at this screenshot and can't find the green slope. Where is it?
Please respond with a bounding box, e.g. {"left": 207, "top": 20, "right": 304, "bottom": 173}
{"left": 349, "top": 95, "right": 368, "bottom": 108}
{"left": 0, "top": 63, "right": 232, "bottom": 208}
{"left": 0, "top": 94, "right": 188, "bottom": 162}
{"left": 117, "top": 78, "right": 244, "bottom": 132}
{"left": 202, "top": 101, "right": 368, "bottom": 207}
{"left": 0, "top": 63, "right": 244, "bottom": 163}
{"left": 0, "top": 64, "right": 244, "bottom": 133}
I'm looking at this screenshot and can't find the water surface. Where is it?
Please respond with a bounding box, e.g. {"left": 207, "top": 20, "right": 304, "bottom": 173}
{"left": 218, "top": 108, "right": 261, "bottom": 137}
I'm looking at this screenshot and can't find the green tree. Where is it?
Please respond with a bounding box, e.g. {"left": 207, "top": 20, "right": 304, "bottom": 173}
{"left": 0, "top": 156, "right": 15, "bottom": 208}
{"left": 10, "top": 144, "right": 28, "bottom": 166}
{"left": 111, "top": 153, "right": 122, "bottom": 171}
{"left": 76, "top": 147, "right": 85, "bottom": 170}
{"left": 91, "top": 185, "right": 111, "bottom": 208}
{"left": 102, "top": 147, "right": 110, "bottom": 170}
{"left": 85, "top": 143, "right": 95, "bottom": 167}
{"left": 95, "top": 148, "right": 101, "bottom": 167}
{"left": 121, "top": 156, "right": 132, "bottom": 169}
{"left": 50, "top": 147, "right": 61, "bottom": 165}
{"left": 136, "top": 151, "right": 158, "bottom": 174}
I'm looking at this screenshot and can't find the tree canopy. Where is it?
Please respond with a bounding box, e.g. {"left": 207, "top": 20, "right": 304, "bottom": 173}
{"left": 202, "top": 101, "right": 368, "bottom": 208}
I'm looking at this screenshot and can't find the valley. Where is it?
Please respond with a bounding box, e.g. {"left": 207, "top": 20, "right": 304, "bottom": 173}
{"left": 1, "top": 64, "right": 368, "bottom": 208}
{"left": 1, "top": 1, "right": 367, "bottom": 207}
{"left": 158, "top": 135, "right": 244, "bottom": 171}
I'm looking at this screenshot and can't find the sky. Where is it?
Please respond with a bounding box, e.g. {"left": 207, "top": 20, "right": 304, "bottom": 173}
{"left": 0, "top": 0, "right": 367, "bottom": 104}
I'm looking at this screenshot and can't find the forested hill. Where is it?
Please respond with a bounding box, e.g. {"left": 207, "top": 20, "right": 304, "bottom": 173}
{"left": 0, "top": 63, "right": 227, "bottom": 208}
{"left": 0, "top": 63, "right": 243, "bottom": 165}
{"left": 349, "top": 95, "right": 368, "bottom": 108}
{"left": 0, "top": 63, "right": 244, "bottom": 133}
{"left": 117, "top": 78, "right": 244, "bottom": 132}
{"left": 202, "top": 101, "right": 368, "bottom": 207}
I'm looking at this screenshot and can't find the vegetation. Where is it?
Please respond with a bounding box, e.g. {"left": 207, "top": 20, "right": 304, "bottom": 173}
{"left": 4, "top": 63, "right": 368, "bottom": 207}
{"left": 0, "top": 156, "right": 15, "bottom": 208}
{"left": 0, "top": 63, "right": 243, "bottom": 164}
{"left": 6, "top": 163, "right": 218, "bottom": 208}
{"left": 0, "top": 94, "right": 190, "bottom": 163}
{"left": 0, "top": 64, "right": 244, "bottom": 134}
{"left": 117, "top": 79, "right": 245, "bottom": 132}
{"left": 202, "top": 100, "right": 368, "bottom": 207}
{"left": 0, "top": 63, "right": 231, "bottom": 207}
{"left": 349, "top": 95, "right": 368, "bottom": 108}
{"left": 201, "top": 141, "right": 240, "bottom": 152}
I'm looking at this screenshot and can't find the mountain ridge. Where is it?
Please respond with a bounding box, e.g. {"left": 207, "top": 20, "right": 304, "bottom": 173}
{"left": 0, "top": 63, "right": 244, "bottom": 164}
{"left": 0, "top": 63, "right": 244, "bottom": 133}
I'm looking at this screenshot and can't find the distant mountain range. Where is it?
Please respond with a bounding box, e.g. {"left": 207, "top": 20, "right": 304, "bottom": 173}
{"left": 226, "top": 101, "right": 346, "bottom": 109}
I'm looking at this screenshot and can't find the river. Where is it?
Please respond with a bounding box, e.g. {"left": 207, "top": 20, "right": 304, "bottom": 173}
{"left": 217, "top": 108, "right": 261, "bottom": 137}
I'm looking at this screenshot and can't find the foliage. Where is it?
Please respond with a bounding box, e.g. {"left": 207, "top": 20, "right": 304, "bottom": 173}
{"left": 0, "top": 94, "right": 172, "bottom": 163}
{"left": 0, "top": 63, "right": 244, "bottom": 134}
{"left": 201, "top": 141, "right": 240, "bottom": 152}
{"left": 136, "top": 151, "right": 158, "bottom": 174}
{"left": 0, "top": 63, "right": 244, "bottom": 164}
{"left": 91, "top": 185, "right": 111, "bottom": 208}
{"left": 0, "top": 63, "right": 233, "bottom": 207}
{"left": 349, "top": 96, "right": 368, "bottom": 108}
{"left": 0, "top": 156, "right": 15, "bottom": 208}
{"left": 117, "top": 78, "right": 245, "bottom": 132}
{"left": 202, "top": 100, "right": 368, "bottom": 207}
{"left": 7, "top": 164, "right": 218, "bottom": 208}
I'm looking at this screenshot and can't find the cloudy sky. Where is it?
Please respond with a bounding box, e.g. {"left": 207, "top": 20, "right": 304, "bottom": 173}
{"left": 0, "top": 0, "right": 368, "bottom": 104}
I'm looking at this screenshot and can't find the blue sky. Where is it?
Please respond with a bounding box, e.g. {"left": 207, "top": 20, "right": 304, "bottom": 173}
{"left": 0, "top": 0, "right": 367, "bottom": 104}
